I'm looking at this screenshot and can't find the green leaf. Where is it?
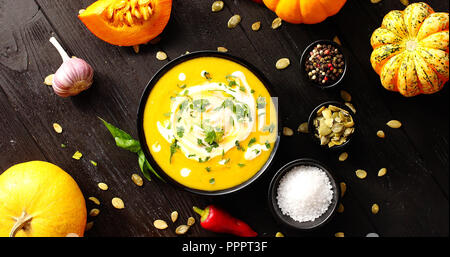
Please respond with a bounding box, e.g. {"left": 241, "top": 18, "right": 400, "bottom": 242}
{"left": 114, "top": 137, "right": 141, "bottom": 153}
{"left": 99, "top": 117, "right": 133, "bottom": 141}
{"left": 138, "top": 150, "right": 151, "bottom": 181}
{"left": 248, "top": 137, "right": 256, "bottom": 147}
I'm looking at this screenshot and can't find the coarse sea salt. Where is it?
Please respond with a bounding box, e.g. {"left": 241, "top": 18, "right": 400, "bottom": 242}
{"left": 276, "top": 165, "right": 333, "bottom": 222}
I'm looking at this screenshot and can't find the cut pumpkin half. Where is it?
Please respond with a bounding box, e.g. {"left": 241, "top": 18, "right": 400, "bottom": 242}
{"left": 79, "top": 0, "right": 172, "bottom": 46}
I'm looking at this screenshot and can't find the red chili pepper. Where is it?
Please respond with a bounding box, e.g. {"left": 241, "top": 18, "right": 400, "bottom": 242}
{"left": 193, "top": 205, "right": 258, "bottom": 237}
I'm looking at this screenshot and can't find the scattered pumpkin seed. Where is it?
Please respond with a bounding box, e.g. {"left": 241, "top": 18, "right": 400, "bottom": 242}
{"left": 72, "top": 151, "right": 83, "bottom": 160}
{"left": 44, "top": 74, "right": 54, "bottom": 86}
{"left": 356, "top": 169, "right": 367, "bottom": 179}
{"left": 90, "top": 160, "right": 97, "bottom": 166}
{"left": 187, "top": 217, "right": 195, "bottom": 226}
{"left": 337, "top": 203, "right": 344, "bottom": 213}
{"left": 297, "top": 122, "right": 309, "bottom": 133}
{"left": 377, "top": 130, "right": 385, "bottom": 138}
{"left": 171, "top": 211, "right": 178, "bottom": 223}
{"left": 335, "top": 232, "right": 345, "bottom": 237}
{"left": 228, "top": 14, "right": 241, "bottom": 29}
{"left": 333, "top": 36, "right": 342, "bottom": 45}
{"left": 371, "top": 0, "right": 382, "bottom": 3}
{"left": 251, "top": 21, "right": 261, "bottom": 31}
{"left": 276, "top": 58, "right": 290, "bottom": 70}
{"left": 338, "top": 152, "right": 348, "bottom": 161}
{"left": 131, "top": 173, "right": 144, "bottom": 186}
{"left": 371, "top": 203, "right": 379, "bottom": 214}
{"left": 271, "top": 17, "right": 282, "bottom": 29}
{"left": 400, "top": 0, "right": 409, "bottom": 6}
{"left": 53, "top": 123, "right": 63, "bottom": 133}
{"left": 366, "top": 232, "right": 379, "bottom": 237}
{"left": 65, "top": 233, "right": 79, "bottom": 237}
{"left": 386, "top": 120, "right": 402, "bottom": 129}
{"left": 175, "top": 224, "right": 190, "bottom": 235}
{"left": 340, "top": 90, "right": 352, "bottom": 102}
{"left": 111, "top": 197, "right": 125, "bottom": 209}
{"left": 98, "top": 182, "right": 108, "bottom": 191}
{"left": 283, "top": 127, "right": 293, "bottom": 136}
{"left": 85, "top": 221, "right": 94, "bottom": 231}
{"left": 275, "top": 232, "right": 284, "bottom": 237}
{"left": 340, "top": 182, "right": 346, "bottom": 197}
{"left": 133, "top": 45, "right": 139, "bottom": 54}
{"left": 156, "top": 51, "right": 167, "bottom": 60}
{"left": 378, "top": 168, "right": 387, "bottom": 177}
{"left": 345, "top": 102, "right": 356, "bottom": 114}
{"left": 154, "top": 219, "right": 168, "bottom": 230}
{"left": 88, "top": 196, "right": 100, "bottom": 205}
{"left": 217, "top": 46, "right": 228, "bottom": 53}
{"left": 89, "top": 208, "right": 100, "bottom": 217}
{"left": 211, "top": 1, "right": 224, "bottom": 12}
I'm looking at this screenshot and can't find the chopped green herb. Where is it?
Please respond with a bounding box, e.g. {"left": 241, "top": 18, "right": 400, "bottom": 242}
{"left": 237, "top": 163, "right": 246, "bottom": 167}
{"left": 176, "top": 126, "right": 185, "bottom": 138}
{"left": 256, "top": 96, "right": 266, "bottom": 109}
{"left": 188, "top": 154, "right": 196, "bottom": 158}
{"left": 169, "top": 140, "right": 180, "bottom": 163}
{"left": 223, "top": 158, "right": 231, "bottom": 164}
{"left": 239, "top": 86, "right": 246, "bottom": 92}
{"left": 198, "top": 156, "right": 211, "bottom": 163}
{"left": 163, "top": 112, "right": 172, "bottom": 117}
{"left": 205, "top": 129, "right": 223, "bottom": 146}
{"left": 205, "top": 167, "right": 211, "bottom": 172}
{"left": 265, "top": 141, "right": 271, "bottom": 149}
{"left": 90, "top": 160, "right": 98, "bottom": 166}
{"left": 253, "top": 149, "right": 261, "bottom": 155}
{"left": 235, "top": 140, "right": 245, "bottom": 151}
{"left": 177, "top": 84, "right": 187, "bottom": 89}
{"left": 61, "top": 143, "right": 67, "bottom": 148}
{"left": 263, "top": 123, "right": 275, "bottom": 133}
{"left": 197, "top": 138, "right": 206, "bottom": 146}
{"left": 209, "top": 178, "right": 215, "bottom": 184}
{"left": 193, "top": 99, "right": 210, "bottom": 112}
{"left": 251, "top": 89, "right": 255, "bottom": 94}
{"left": 248, "top": 137, "right": 257, "bottom": 147}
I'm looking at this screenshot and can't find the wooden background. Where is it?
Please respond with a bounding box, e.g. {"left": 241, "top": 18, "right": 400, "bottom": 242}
{"left": 0, "top": 0, "right": 448, "bottom": 237}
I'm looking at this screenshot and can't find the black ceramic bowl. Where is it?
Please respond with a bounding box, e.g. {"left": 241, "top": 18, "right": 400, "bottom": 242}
{"left": 307, "top": 101, "right": 356, "bottom": 151}
{"left": 299, "top": 40, "right": 347, "bottom": 89}
{"left": 137, "top": 51, "right": 281, "bottom": 196}
{"left": 268, "top": 158, "right": 340, "bottom": 230}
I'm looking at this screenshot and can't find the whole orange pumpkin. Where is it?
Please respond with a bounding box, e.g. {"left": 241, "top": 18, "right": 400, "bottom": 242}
{"left": 262, "top": 0, "right": 347, "bottom": 24}
{"left": 370, "top": 2, "right": 449, "bottom": 97}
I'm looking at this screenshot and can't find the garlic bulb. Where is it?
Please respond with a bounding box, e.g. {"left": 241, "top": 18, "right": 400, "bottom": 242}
{"left": 49, "top": 37, "right": 94, "bottom": 97}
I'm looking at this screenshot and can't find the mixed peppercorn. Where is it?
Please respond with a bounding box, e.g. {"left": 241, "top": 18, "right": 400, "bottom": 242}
{"left": 305, "top": 43, "right": 345, "bottom": 86}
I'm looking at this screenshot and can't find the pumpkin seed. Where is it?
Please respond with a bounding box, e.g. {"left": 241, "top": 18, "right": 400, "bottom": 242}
{"left": 53, "top": 123, "right": 63, "bottom": 133}
{"left": 297, "top": 122, "right": 309, "bottom": 133}
{"left": 154, "top": 219, "right": 168, "bottom": 230}
{"left": 338, "top": 152, "right": 348, "bottom": 161}
{"left": 378, "top": 168, "right": 387, "bottom": 177}
{"left": 337, "top": 203, "right": 344, "bottom": 213}
{"left": 111, "top": 197, "right": 125, "bottom": 209}
{"left": 371, "top": 203, "right": 379, "bottom": 214}
{"left": 340, "top": 182, "right": 346, "bottom": 197}
{"left": 314, "top": 105, "right": 354, "bottom": 148}
{"left": 217, "top": 46, "right": 228, "bottom": 53}
{"left": 89, "top": 208, "right": 100, "bottom": 217}
{"left": 275, "top": 232, "right": 284, "bottom": 237}
{"left": 211, "top": 1, "right": 224, "bottom": 12}
{"left": 251, "top": 21, "right": 261, "bottom": 31}
{"left": 175, "top": 224, "right": 190, "bottom": 235}
{"left": 187, "top": 217, "right": 195, "bottom": 226}
{"left": 366, "top": 232, "right": 380, "bottom": 237}
{"left": 65, "top": 233, "right": 79, "bottom": 237}
{"left": 376, "top": 130, "right": 385, "bottom": 138}
{"left": 340, "top": 90, "right": 351, "bottom": 102}
{"left": 156, "top": 51, "right": 167, "bottom": 61}
{"left": 171, "top": 211, "right": 178, "bottom": 223}
{"left": 276, "top": 58, "right": 290, "bottom": 70}
{"left": 88, "top": 196, "right": 100, "bottom": 205}
{"left": 400, "top": 0, "right": 409, "bottom": 6}
{"left": 333, "top": 36, "right": 342, "bottom": 45}
{"left": 98, "top": 182, "right": 108, "bottom": 191}
{"left": 370, "top": 0, "right": 382, "bottom": 3}
{"left": 228, "top": 14, "right": 241, "bottom": 29}
{"left": 85, "top": 221, "right": 94, "bottom": 231}
{"left": 356, "top": 169, "right": 367, "bottom": 179}
{"left": 386, "top": 120, "right": 402, "bottom": 128}
{"left": 131, "top": 173, "right": 143, "bottom": 186}
{"left": 335, "top": 232, "right": 345, "bottom": 237}
{"left": 44, "top": 74, "right": 54, "bottom": 86}
{"left": 72, "top": 151, "right": 83, "bottom": 160}
{"left": 271, "top": 17, "right": 282, "bottom": 29}
{"left": 345, "top": 102, "right": 356, "bottom": 114}
{"left": 283, "top": 127, "right": 293, "bottom": 136}
{"left": 133, "top": 45, "right": 139, "bottom": 54}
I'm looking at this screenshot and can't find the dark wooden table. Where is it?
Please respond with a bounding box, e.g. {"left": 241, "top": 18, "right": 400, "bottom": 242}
{"left": 0, "top": 0, "right": 448, "bottom": 237}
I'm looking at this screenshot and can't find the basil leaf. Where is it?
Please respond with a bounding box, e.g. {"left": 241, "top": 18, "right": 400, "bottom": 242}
{"left": 99, "top": 117, "right": 133, "bottom": 140}
{"left": 138, "top": 150, "right": 151, "bottom": 181}
{"left": 114, "top": 138, "right": 141, "bottom": 153}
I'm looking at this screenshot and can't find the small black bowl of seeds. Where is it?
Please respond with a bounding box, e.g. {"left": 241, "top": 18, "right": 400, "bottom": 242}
{"left": 307, "top": 101, "right": 356, "bottom": 150}
{"left": 300, "top": 40, "right": 347, "bottom": 89}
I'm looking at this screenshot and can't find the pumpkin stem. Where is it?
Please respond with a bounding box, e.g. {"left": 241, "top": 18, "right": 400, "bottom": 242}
{"left": 9, "top": 211, "right": 33, "bottom": 237}
{"left": 49, "top": 37, "right": 71, "bottom": 62}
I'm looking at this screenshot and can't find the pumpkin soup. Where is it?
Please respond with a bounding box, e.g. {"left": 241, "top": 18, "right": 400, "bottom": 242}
{"left": 143, "top": 56, "right": 278, "bottom": 191}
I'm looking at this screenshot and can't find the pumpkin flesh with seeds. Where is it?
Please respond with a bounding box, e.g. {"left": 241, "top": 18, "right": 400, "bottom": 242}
{"left": 370, "top": 2, "right": 449, "bottom": 97}
{"left": 79, "top": 0, "right": 172, "bottom": 46}
{"left": 262, "top": 0, "right": 346, "bottom": 24}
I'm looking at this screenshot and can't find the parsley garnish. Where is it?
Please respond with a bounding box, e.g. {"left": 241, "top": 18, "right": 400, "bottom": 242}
{"left": 169, "top": 140, "right": 180, "bottom": 163}
{"left": 248, "top": 137, "right": 257, "bottom": 147}
{"left": 176, "top": 126, "right": 185, "bottom": 138}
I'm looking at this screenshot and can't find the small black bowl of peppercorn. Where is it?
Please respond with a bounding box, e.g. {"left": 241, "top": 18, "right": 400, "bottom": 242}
{"left": 300, "top": 40, "right": 347, "bottom": 89}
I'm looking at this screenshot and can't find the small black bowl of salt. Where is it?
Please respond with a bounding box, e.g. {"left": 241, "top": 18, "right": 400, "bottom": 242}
{"left": 268, "top": 158, "right": 340, "bottom": 230}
